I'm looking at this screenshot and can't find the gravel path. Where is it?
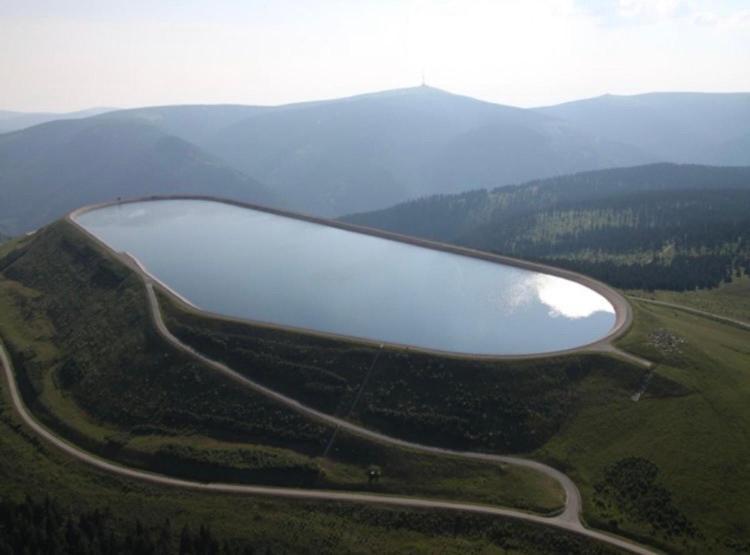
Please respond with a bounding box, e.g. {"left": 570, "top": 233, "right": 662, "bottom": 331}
{"left": 629, "top": 296, "right": 750, "bottom": 330}
{"left": 0, "top": 330, "right": 655, "bottom": 554}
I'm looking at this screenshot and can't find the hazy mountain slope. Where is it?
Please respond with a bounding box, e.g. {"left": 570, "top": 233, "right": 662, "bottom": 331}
{"left": 204, "top": 86, "right": 653, "bottom": 216}
{"left": 710, "top": 132, "right": 750, "bottom": 166}
{"left": 0, "top": 107, "right": 116, "bottom": 134}
{"left": 536, "top": 92, "right": 750, "bottom": 164}
{"left": 3, "top": 88, "right": 745, "bottom": 230}
{"left": 345, "top": 163, "right": 750, "bottom": 290}
{"left": 0, "top": 117, "right": 272, "bottom": 235}
{"left": 102, "top": 104, "right": 270, "bottom": 146}
{"left": 0, "top": 111, "right": 23, "bottom": 120}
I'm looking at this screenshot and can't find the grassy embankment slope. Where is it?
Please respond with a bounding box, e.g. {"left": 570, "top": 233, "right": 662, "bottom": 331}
{"left": 0, "top": 223, "right": 564, "bottom": 513}
{"left": 629, "top": 275, "right": 750, "bottom": 324}
{"left": 165, "top": 267, "right": 750, "bottom": 553}
{"left": 5, "top": 215, "right": 748, "bottom": 552}
{"left": 160, "top": 297, "right": 648, "bottom": 456}
{"left": 535, "top": 300, "right": 750, "bottom": 553}
{"left": 159, "top": 254, "right": 750, "bottom": 551}
{"left": 0, "top": 371, "right": 614, "bottom": 554}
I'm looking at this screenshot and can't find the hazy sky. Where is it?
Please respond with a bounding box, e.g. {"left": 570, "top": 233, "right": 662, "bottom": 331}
{"left": 2, "top": 0, "right": 749, "bottom": 112}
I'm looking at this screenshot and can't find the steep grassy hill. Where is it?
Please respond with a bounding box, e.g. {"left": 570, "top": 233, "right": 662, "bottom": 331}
{"left": 0, "top": 416, "right": 611, "bottom": 555}
{"left": 345, "top": 163, "right": 750, "bottom": 290}
{"left": 1, "top": 210, "right": 748, "bottom": 551}
{"left": 163, "top": 295, "right": 647, "bottom": 454}
{"left": 162, "top": 238, "right": 750, "bottom": 553}
{"left": 536, "top": 300, "right": 750, "bottom": 553}
{"left": 157, "top": 242, "right": 750, "bottom": 552}
{"left": 0, "top": 297, "right": 608, "bottom": 555}
{"left": 0, "top": 222, "right": 565, "bottom": 513}
{"left": 0, "top": 117, "right": 273, "bottom": 235}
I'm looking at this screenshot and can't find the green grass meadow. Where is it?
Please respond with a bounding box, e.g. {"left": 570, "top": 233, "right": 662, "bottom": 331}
{"left": 537, "top": 300, "right": 750, "bottom": 552}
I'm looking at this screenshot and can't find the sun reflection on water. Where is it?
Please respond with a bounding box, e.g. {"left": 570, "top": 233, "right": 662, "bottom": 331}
{"left": 493, "top": 273, "right": 614, "bottom": 319}
{"left": 534, "top": 275, "right": 614, "bottom": 319}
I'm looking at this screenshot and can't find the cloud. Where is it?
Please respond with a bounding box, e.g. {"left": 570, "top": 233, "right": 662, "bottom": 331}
{"left": 693, "top": 8, "right": 750, "bottom": 30}
{"left": 617, "top": 0, "right": 685, "bottom": 19}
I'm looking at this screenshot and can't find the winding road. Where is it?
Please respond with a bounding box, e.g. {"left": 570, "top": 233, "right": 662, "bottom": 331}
{"left": 0, "top": 264, "right": 658, "bottom": 554}
{"left": 629, "top": 296, "right": 750, "bottom": 330}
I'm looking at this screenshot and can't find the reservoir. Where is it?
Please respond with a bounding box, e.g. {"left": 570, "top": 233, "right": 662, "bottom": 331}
{"left": 75, "top": 199, "right": 618, "bottom": 356}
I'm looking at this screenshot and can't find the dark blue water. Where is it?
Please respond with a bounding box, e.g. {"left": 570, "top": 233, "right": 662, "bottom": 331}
{"left": 76, "top": 200, "right": 616, "bottom": 355}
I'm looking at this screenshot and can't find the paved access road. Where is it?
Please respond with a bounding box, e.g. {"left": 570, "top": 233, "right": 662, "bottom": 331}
{"left": 0, "top": 274, "right": 657, "bottom": 555}
{"left": 0, "top": 334, "right": 655, "bottom": 554}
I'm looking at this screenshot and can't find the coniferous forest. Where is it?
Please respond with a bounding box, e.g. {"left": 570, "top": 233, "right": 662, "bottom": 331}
{"left": 0, "top": 496, "right": 255, "bottom": 555}
{"left": 345, "top": 164, "right": 750, "bottom": 291}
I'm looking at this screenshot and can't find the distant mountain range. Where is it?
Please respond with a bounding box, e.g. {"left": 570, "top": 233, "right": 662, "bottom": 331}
{"left": 0, "top": 87, "right": 748, "bottom": 235}
{"left": 0, "top": 117, "right": 272, "bottom": 234}
{"left": 197, "top": 87, "right": 651, "bottom": 216}
{"left": 535, "top": 92, "right": 750, "bottom": 166}
{"left": 0, "top": 107, "right": 116, "bottom": 134}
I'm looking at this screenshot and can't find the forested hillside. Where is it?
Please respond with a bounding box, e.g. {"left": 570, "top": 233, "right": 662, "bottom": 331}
{"left": 345, "top": 164, "right": 750, "bottom": 291}
{"left": 0, "top": 496, "right": 245, "bottom": 554}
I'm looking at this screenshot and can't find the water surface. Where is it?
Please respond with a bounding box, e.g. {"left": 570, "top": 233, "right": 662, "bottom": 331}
{"left": 76, "top": 200, "right": 616, "bottom": 355}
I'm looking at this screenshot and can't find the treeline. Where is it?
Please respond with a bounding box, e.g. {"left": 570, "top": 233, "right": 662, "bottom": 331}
{"left": 470, "top": 190, "right": 750, "bottom": 254}
{"left": 0, "top": 496, "right": 258, "bottom": 554}
{"left": 542, "top": 255, "right": 740, "bottom": 291}
{"left": 347, "top": 164, "right": 750, "bottom": 241}
{"left": 464, "top": 190, "right": 750, "bottom": 290}
{"left": 346, "top": 164, "right": 750, "bottom": 291}
{"left": 0, "top": 494, "right": 620, "bottom": 555}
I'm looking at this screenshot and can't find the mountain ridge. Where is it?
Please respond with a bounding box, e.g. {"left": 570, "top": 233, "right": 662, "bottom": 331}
{"left": 0, "top": 116, "right": 272, "bottom": 235}
{"left": 1, "top": 87, "right": 747, "bottom": 235}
